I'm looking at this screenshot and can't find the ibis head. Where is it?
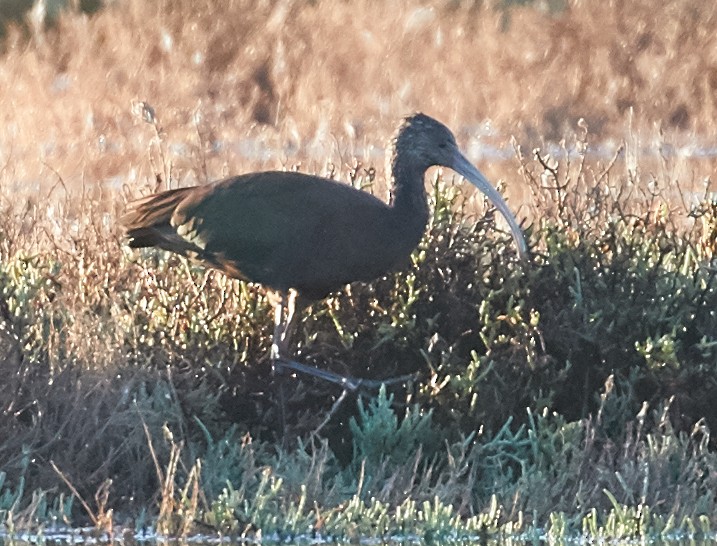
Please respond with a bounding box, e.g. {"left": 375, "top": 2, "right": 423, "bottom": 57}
{"left": 387, "top": 113, "right": 528, "bottom": 259}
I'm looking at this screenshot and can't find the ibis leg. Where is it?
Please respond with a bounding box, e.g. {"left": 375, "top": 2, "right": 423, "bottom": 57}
{"left": 270, "top": 291, "right": 419, "bottom": 393}
{"left": 281, "top": 290, "right": 301, "bottom": 351}
{"left": 271, "top": 290, "right": 301, "bottom": 363}
{"left": 270, "top": 290, "right": 304, "bottom": 437}
{"left": 271, "top": 295, "right": 286, "bottom": 362}
{"left": 270, "top": 292, "right": 288, "bottom": 435}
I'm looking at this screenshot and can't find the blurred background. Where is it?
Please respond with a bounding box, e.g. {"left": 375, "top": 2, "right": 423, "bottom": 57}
{"left": 1, "top": 0, "right": 715, "bottom": 200}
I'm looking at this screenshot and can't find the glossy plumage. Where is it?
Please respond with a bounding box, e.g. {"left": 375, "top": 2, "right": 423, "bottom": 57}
{"left": 123, "top": 113, "right": 527, "bottom": 379}
{"left": 125, "top": 171, "right": 428, "bottom": 300}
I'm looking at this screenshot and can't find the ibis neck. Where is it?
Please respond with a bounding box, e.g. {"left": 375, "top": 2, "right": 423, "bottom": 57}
{"left": 389, "top": 156, "right": 430, "bottom": 232}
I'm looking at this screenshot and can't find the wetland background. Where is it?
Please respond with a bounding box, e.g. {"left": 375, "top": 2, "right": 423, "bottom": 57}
{"left": 0, "top": 0, "right": 716, "bottom": 541}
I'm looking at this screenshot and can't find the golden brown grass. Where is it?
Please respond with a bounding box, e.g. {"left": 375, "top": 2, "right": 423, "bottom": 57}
{"left": 1, "top": 0, "right": 716, "bottom": 201}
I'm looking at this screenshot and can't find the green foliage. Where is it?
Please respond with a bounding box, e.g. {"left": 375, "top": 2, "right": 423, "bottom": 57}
{"left": 350, "top": 385, "right": 440, "bottom": 470}
{"left": 1, "top": 128, "right": 717, "bottom": 538}
{"left": 636, "top": 332, "right": 681, "bottom": 369}
{"left": 192, "top": 422, "right": 255, "bottom": 500}
{"left": 0, "top": 452, "right": 73, "bottom": 533}
{"left": 0, "top": 254, "right": 64, "bottom": 367}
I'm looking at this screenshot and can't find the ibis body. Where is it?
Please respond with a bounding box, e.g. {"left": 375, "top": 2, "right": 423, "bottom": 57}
{"left": 124, "top": 170, "right": 432, "bottom": 301}
{"left": 123, "top": 113, "right": 527, "bottom": 368}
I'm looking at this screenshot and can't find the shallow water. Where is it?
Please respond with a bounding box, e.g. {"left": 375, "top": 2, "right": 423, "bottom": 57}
{"left": 3, "top": 529, "right": 717, "bottom": 545}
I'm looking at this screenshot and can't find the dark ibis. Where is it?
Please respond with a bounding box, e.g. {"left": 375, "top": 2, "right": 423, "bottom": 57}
{"left": 122, "top": 113, "right": 528, "bottom": 385}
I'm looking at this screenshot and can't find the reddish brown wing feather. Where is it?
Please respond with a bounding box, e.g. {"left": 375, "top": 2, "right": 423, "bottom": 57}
{"left": 122, "top": 187, "right": 202, "bottom": 253}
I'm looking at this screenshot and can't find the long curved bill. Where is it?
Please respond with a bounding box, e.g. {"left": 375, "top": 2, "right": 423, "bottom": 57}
{"left": 449, "top": 149, "right": 529, "bottom": 260}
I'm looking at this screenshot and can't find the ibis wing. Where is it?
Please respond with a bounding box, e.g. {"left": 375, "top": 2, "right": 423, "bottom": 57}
{"left": 123, "top": 187, "right": 200, "bottom": 252}
{"left": 170, "top": 172, "right": 402, "bottom": 293}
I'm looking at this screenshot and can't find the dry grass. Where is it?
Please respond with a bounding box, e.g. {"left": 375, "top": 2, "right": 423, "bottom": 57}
{"left": 1, "top": 0, "right": 716, "bottom": 200}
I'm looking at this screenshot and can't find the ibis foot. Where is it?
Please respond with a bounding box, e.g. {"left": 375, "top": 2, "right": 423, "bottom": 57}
{"left": 273, "top": 357, "right": 419, "bottom": 393}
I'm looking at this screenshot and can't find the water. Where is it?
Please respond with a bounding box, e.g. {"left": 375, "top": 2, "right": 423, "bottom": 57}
{"left": 3, "top": 529, "right": 717, "bottom": 545}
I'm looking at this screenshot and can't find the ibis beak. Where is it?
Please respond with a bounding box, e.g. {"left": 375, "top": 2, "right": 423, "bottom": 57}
{"left": 450, "top": 150, "right": 529, "bottom": 260}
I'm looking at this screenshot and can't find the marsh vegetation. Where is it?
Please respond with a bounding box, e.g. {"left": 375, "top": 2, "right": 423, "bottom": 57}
{"left": 0, "top": 0, "right": 715, "bottom": 541}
